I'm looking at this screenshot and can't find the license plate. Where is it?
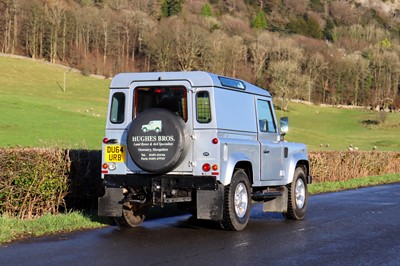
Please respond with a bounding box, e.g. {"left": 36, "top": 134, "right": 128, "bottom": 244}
{"left": 105, "top": 145, "right": 126, "bottom": 162}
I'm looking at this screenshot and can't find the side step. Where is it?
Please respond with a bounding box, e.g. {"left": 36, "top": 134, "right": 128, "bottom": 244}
{"left": 251, "top": 191, "right": 282, "bottom": 202}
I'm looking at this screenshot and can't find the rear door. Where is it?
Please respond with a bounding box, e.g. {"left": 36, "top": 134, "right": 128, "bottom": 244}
{"left": 127, "top": 80, "right": 194, "bottom": 173}
{"left": 256, "top": 97, "right": 284, "bottom": 181}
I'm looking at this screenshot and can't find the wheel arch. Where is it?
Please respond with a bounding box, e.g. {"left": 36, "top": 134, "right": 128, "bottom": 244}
{"left": 285, "top": 154, "right": 310, "bottom": 185}
{"left": 235, "top": 161, "right": 253, "bottom": 185}
{"left": 220, "top": 153, "right": 253, "bottom": 186}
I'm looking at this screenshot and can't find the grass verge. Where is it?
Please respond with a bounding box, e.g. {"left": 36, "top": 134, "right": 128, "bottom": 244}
{"left": 0, "top": 174, "right": 399, "bottom": 245}
{"left": 309, "top": 173, "right": 400, "bottom": 194}
{"left": 0, "top": 212, "right": 108, "bottom": 245}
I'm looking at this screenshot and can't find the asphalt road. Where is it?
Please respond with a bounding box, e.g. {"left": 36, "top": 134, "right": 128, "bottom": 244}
{"left": 1, "top": 183, "right": 400, "bottom": 266}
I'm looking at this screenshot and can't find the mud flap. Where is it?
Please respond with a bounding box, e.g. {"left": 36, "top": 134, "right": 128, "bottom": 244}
{"left": 263, "top": 186, "right": 288, "bottom": 213}
{"left": 98, "top": 187, "right": 124, "bottom": 217}
{"left": 196, "top": 185, "right": 224, "bottom": 220}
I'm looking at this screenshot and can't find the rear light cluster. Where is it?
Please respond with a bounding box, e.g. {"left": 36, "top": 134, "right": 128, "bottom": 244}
{"left": 201, "top": 163, "right": 219, "bottom": 175}
{"left": 102, "top": 137, "right": 117, "bottom": 174}
{"left": 201, "top": 138, "right": 220, "bottom": 175}
{"left": 102, "top": 162, "right": 116, "bottom": 174}
{"left": 201, "top": 163, "right": 219, "bottom": 171}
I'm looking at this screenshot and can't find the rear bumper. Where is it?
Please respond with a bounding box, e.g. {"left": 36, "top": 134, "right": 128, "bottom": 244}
{"left": 103, "top": 174, "right": 218, "bottom": 191}
{"left": 98, "top": 174, "right": 222, "bottom": 219}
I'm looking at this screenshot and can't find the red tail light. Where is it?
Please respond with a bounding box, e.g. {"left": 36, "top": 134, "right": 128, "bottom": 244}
{"left": 202, "top": 163, "right": 211, "bottom": 172}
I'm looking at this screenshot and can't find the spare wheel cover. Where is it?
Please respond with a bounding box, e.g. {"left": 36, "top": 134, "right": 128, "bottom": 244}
{"left": 127, "top": 108, "right": 189, "bottom": 173}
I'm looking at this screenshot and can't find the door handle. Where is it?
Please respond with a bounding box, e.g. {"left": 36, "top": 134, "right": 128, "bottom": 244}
{"left": 263, "top": 150, "right": 270, "bottom": 154}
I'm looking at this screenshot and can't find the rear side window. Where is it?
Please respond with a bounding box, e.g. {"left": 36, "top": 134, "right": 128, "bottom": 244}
{"left": 196, "top": 91, "right": 211, "bottom": 123}
{"left": 110, "top": 92, "right": 125, "bottom": 124}
{"left": 134, "top": 86, "right": 188, "bottom": 122}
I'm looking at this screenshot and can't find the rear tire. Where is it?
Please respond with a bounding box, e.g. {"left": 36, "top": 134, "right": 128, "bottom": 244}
{"left": 221, "top": 169, "right": 251, "bottom": 231}
{"left": 283, "top": 167, "right": 308, "bottom": 220}
{"left": 115, "top": 202, "right": 148, "bottom": 228}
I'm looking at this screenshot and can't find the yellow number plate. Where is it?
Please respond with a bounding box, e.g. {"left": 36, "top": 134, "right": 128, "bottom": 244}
{"left": 105, "top": 145, "right": 126, "bottom": 162}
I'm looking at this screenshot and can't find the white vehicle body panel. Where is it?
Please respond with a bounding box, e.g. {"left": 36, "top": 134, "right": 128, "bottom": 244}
{"left": 102, "top": 71, "right": 309, "bottom": 188}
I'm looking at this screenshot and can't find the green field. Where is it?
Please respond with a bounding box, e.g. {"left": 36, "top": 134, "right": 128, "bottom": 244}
{"left": 276, "top": 103, "right": 400, "bottom": 151}
{"left": 0, "top": 56, "right": 110, "bottom": 149}
{"left": 1, "top": 56, "right": 400, "bottom": 150}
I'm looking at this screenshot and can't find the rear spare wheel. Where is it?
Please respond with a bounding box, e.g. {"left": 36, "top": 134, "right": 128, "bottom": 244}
{"left": 127, "top": 108, "right": 189, "bottom": 174}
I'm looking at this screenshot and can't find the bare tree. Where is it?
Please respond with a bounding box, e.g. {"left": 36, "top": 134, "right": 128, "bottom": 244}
{"left": 23, "top": 1, "right": 44, "bottom": 59}
{"left": 329, "top": 0, "right": 358, "bottom": 26}
{"left": 45, "top": 0, "right": 65, "bottom": 63}
{"left": 305, "top": 53, "right": 326, "bottom": 103}
{"left": 143, "top": 18, "right": 176, "bottom": 71}
{"left": 269, "top": 59, "right": 307, "bottom": 111}
{"left": 100, "top": 8, "right": 113, "bottom": 65}
{"left": 267, "top": 37, "right": 306, "bottom": 110}
{"left": 249, "top": 32, "right": 275, "bottom": 82}
{"left": 174, "top": 23, "right": 208, "bottom": 71}
{"left": 1, "top": 0, "right": 20, "bottom": 54}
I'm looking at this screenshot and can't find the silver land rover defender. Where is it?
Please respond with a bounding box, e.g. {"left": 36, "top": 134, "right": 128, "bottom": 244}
{"left": 99, "top": 71, "right": 312, "bottom": 231}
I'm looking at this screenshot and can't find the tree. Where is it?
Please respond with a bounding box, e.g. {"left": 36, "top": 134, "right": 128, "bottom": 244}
{"left": 1, "top": 0, "right": 20, "bottom": 54}
{"left": 100, "top": 8, "right": 113, "bottom": 65}
{"left": 251, "top": 10, "right": 267, "bottom": 30}
{"left": 309, "top": 0, "right": 324, "bottom": 12}
{"left": 24, "top": 0, "right": 44, "bottom": 59}
{"left": 201, "top": 3, "right": 213, "bottom": 17}
{"left": 206, "top": 31, "right": 246, "bottom": 77}
{"left": 143, "top": 18, "right": 176, "bottom": 71}
{"left": 174, "top": 23, "right": 208, "bottom": 71}
{"left": 287, "top": 14, "right": 322, "bottom": 39}
{"left": 305, "top": 53, "right": 326, "bottom": 103}
{"left": 161, "top": 0, "right": 183, "bottom": 17}
{"left": 323, "top": 18, "right": 335, "bottom": 41}
{"left": 249, "top": 32, "right": 274, "bottom": 82}
{"left": 269, "top": 59, "right": 307, "bottom": 111}
{"left": 268, "top": 37, "right": 306, "bottom": 110}
{"left": 306, "top": 15, "right": 323, "bottom": 39}
{"left": 45, "top": 0, "right": 65, "bottom": 63}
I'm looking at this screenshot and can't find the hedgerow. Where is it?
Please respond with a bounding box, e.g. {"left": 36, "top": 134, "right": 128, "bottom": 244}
{"left": 0, "top": 148, "right": 67, "bottom": 219}
{"left": 310, "top": 151, "right": 400, "bottom": 183}
{"left": 0, "top": 148, "right": 399, "bottom": 219}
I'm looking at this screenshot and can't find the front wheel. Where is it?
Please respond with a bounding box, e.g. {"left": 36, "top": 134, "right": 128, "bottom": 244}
{"left": 283, "top": 167, "right": 308, "bottom": 220}
{"left": 115, "top": 202, "right": 148, "bottom": 228}
{"left": 221, "top": 169, "right": 251, "bottom": 231}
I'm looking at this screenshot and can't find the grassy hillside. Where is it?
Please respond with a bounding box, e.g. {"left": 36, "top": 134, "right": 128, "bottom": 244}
{"left": 276, "top": 103, "right": 400, "bottom": 151}
{"left": 0, "top": 56, "right": 109, "bottom": 149}
{"left": 1, "top": 56, "right": 399, "bottom": 151}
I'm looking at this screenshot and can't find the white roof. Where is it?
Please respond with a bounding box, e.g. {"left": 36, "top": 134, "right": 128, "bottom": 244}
{"left": 110, "top": 71, "right": 271, "bottom": 97}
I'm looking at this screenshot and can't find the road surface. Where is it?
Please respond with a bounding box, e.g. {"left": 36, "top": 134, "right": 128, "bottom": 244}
{"left": 1, "top": 183, "right": 399, "bottom": 265}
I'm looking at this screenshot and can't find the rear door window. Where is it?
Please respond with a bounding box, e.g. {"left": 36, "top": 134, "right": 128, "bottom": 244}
{"left": 134, "top": 86, "right": 188, "bottom": 122}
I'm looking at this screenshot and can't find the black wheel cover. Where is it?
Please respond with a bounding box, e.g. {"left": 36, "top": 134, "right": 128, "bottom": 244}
{"left": 127, "top": 108, "right": 189, "bottom": 174}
